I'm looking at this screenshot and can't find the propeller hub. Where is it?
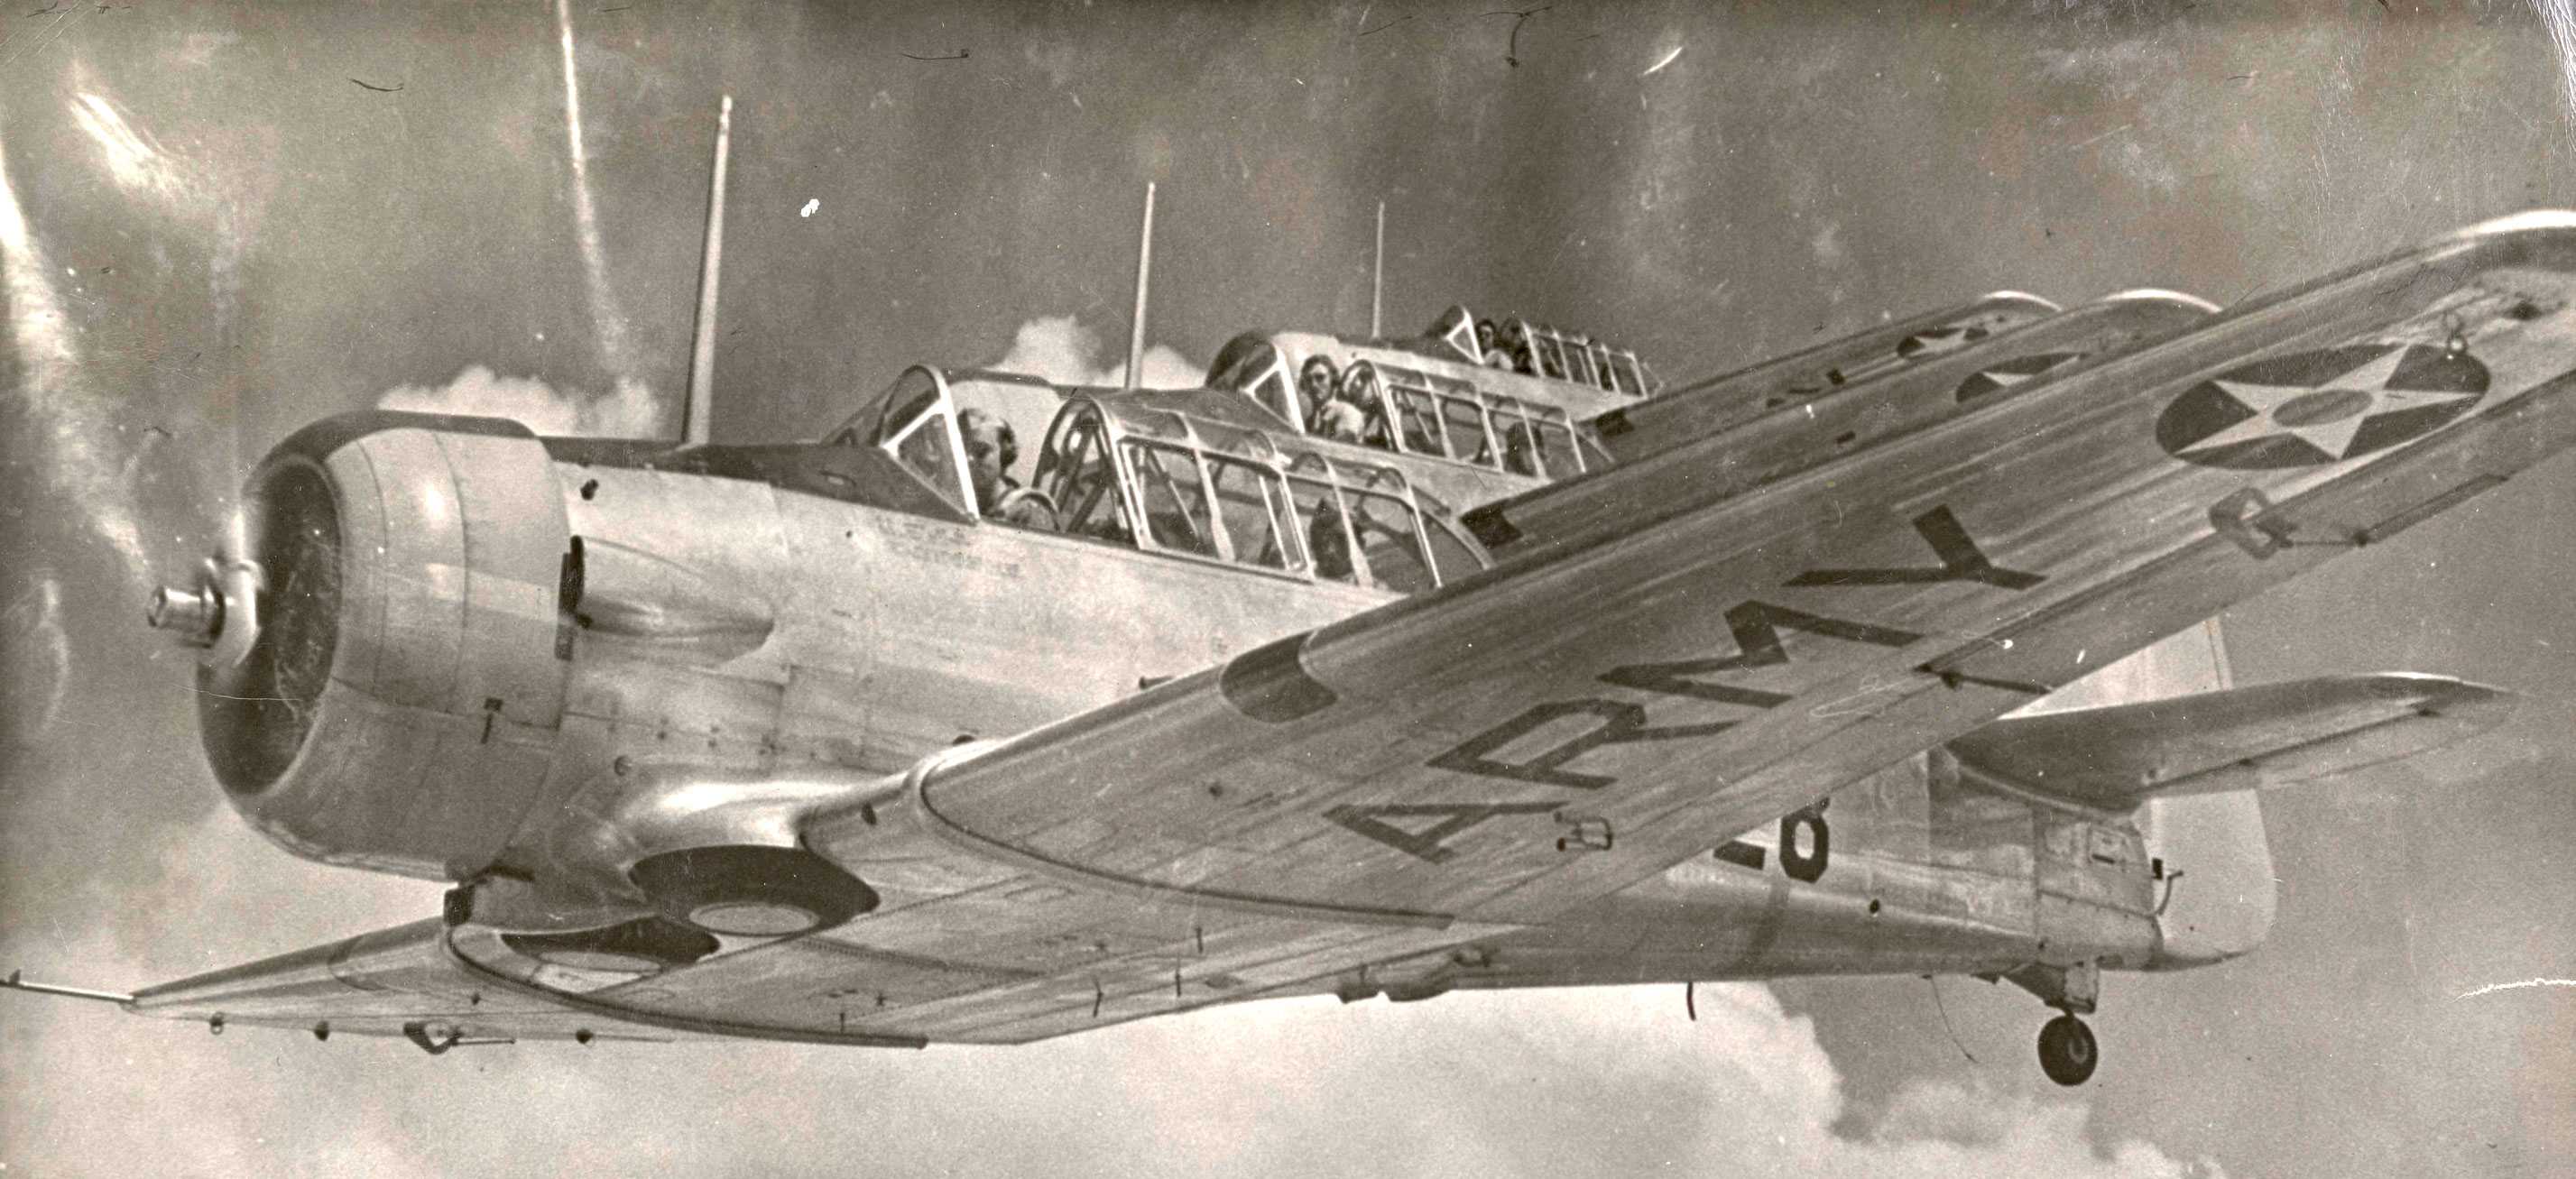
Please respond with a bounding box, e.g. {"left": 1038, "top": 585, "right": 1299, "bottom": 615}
{"left": 145, "top": 578, "right": 222, "bottom": 647}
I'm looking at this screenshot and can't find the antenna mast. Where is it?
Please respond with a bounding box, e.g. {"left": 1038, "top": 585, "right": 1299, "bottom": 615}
{"left": 1125, "top": 182, "right": 1156, "bottom": 391}
{"left": 682, "top": 94, "right": 734, "bottom": 446}
{"left": 1371, "top": 199, "right": 1385, "bottom": 338}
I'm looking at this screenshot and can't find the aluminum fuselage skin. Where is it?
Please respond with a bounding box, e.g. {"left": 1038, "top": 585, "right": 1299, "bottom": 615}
{"left": 536, "top": 456, "right": 2163, "bottom": 1012}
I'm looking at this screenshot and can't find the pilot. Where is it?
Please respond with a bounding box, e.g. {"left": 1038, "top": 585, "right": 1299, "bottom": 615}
{"left": 1313, "top": 397, "right": 1366, "bottom": 445}
{"left": 1336, "top": 366, "right": 1390, "bottom": 449}
{"left": 958, "top": 410, "right": 1057, "bottom": 531}
{"left": 1307, "top": 498, "right": 1356, "bottom": 583}
{"left": 1500, "top": 323, "right": 1538, "bottom": 375}
{"left": 1297, "top": 356, "right": 1341, "bottom": 428}
{"left": 1475, "top": 318, "right": 1510, "bottom": 369}
{"left": 1308, "top": 368, "right": 1368, "bottom": 444}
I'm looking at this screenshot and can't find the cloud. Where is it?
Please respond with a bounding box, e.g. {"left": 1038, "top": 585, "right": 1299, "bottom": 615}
{"left": 375, "top": 365, "right": 664, "bottom": 438}
{"left": 0, "top": 135, "right": 151, "bottom": 588}
{"left": 984, "top": 314, "right": 1203, "bottom": 390}
{"left": 2, "top": 572, "right": 70, "bottom": 748}
{"left": 5, "top": 965, "right": 2218, "bottom": 1178}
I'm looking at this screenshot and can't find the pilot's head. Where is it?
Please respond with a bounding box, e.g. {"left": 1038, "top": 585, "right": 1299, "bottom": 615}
{"left": 957, "top": 409, "right": 1018, "bottom": 513}
{"left": 1336, "top": 364, "right": 1371, "bottom": 405}
{"left": 1475, "top": 319, "right": 1497, "bottom": 349}
{"left": 1299, "top": 356, "right": 1338, "bottom": 410}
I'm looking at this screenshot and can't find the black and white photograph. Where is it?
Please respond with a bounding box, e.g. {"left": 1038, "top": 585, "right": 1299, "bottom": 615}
{"left": 3, "top": 3, "right": 2571, "bottom": 1175}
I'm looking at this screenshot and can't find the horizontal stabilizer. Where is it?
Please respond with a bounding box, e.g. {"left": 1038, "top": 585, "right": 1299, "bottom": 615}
{"left": 1949, "top": 673, "right": 2514, "bottom": 810}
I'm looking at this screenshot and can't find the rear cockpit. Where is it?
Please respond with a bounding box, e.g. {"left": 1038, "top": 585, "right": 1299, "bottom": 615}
{"left": 1420, "top": 304, "right": 1657, "bottom": 398}
{"left": 1207, "top": 340, "right": 1596, "bottom": 480}
{"left": 845, "top": 364, "right": 1488, "bottom": 592}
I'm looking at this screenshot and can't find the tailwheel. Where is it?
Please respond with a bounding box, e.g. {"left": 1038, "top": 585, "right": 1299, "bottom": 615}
{"left": 630, "top": 845, "right": 879, "bottom": 937}
{"left": 2036, "top": 1012, "right": 2099, "bottom": 1086}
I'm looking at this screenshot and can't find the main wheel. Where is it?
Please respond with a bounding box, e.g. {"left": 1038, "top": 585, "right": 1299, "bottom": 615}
{"left": 630, "top": 845, "right": 879, "bottom": 937}
{"left": 503, "top": 916, "right": 720, "bottom": 974}
{"left": 2036, "top": 1013, "right": 2099, "bottom": 1086}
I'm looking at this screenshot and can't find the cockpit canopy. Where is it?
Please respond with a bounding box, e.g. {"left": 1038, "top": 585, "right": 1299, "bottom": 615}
{"left": 1425, "top": 304, "right": 1656, "bottom": 398}
{"left": 840, "top": 365, "right": 1487, "bottom": 593}
{"left": 1207, "top": 339, "right": 1593, "bottom": 479}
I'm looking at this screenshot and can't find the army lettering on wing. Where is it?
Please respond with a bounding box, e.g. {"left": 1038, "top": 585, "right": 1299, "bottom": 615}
{"left": 1420, "top": 506, "right": 2043, "bottom": 797}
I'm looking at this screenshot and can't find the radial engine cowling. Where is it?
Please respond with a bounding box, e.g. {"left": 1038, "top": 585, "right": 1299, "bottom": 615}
{"left": 197, "top": 411, "right": 574, "bottom": 880}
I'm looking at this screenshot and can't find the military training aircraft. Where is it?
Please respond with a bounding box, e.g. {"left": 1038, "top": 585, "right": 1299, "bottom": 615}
{"left": 10, "top": 122, "right": 2576, "bottom": 1085}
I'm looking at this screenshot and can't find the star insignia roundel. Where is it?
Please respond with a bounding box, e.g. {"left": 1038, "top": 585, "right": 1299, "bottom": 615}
{"left": 2156, "top": 343, "right": 2488, "bottom": 469}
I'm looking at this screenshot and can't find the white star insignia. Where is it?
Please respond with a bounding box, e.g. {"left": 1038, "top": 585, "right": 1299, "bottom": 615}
{"left": 2185, "top": 347, "right": 2481, "bottom": 461}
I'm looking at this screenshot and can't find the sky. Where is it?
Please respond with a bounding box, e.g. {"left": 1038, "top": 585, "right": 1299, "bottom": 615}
{"left": 2, "top": 2, "right": 2572, "bottom": 1176}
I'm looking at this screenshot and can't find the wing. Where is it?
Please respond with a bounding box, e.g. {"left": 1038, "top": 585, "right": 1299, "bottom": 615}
{"left": 1949, "top": 673, "right": 2516, "bottom": 809}
{"left": 111, "top": 910, "right": 1486, "bottom": 1049}
{"left": 817, "top": 213, "right": 2576, "bottom": 939}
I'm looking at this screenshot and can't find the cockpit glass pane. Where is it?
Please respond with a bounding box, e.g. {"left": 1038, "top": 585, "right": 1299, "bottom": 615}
{"left": 1253, "top": 369, "right": 1295, "bottom": 425}
{"left": 1042, "top": 410, "right": 1128, "bottom": 541}
{"left": 1489, "top": 417, "right": 1542, "bottom": 477}
{"left": 1607, "top": 353, "right": 1647, "bottom": 396}
{"left": 1424, "top": 514, "right": 1483, "bottom": 585}
{"left": 1530, "top": 333, "right": 1567, "bottom": 379}
{"left": 1123, "top": 441, "right": 1219, "bottom": 557}
{"left": 1288, "top": 479, "right": 1358, "bottom": 584}
{"left": 1530, "top": 419, "right": 1580, "bottom": 479}
{"left": 1440, "top": 395, "right": 1492, "bottom": 465}
{"left": 870, "top": 369, "right": 967, "bottom": 511}
{"left": 1214, "top": 341, "right": 1297, "bottom": 427}
{"left": 1211, "top": 337, "right": 1272, "bottom": 388}
{"left": 1585, "top": 343, "right": 1618, "bottom": 391}
{"left": 1562, "top": 339, "right": 1598, "bottom": 387}
{"left": 1388, "top": 384, "right": 1443, "bottom": 456}
{"left": 890, "top": 411, "right": 957, "bottom": 501}
{"left": 1348, "top": 492, "right": 1436, "bottom": 594}
{"left": 1207, "top": 456, "right": 1292, "bottom": 571}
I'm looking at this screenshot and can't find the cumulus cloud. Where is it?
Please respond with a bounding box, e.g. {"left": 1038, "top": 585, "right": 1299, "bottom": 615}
{"left": 4, "top": 976, "right": 2221, "bottom": 1179}
{"left": 376, "top": 365, "right": 664, "bottom": 438}
{"left": 984, "top": 314, "right": 1203, "bottom": 390}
